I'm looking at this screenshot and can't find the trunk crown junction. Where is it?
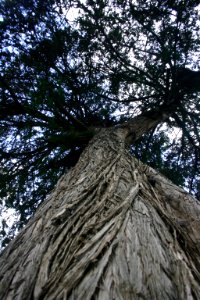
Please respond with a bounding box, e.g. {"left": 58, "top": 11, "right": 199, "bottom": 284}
{"left": 118, "top": 108, "right": 169, "bottom": 144}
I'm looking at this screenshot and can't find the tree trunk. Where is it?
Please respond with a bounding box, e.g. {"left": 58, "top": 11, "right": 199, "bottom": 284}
{"left": 0, "top": 115, "right": 200, "bottom": 300}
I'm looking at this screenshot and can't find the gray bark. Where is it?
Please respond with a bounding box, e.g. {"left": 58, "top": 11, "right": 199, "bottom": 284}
{"left": 0, "top": 116, "right": 200, "bottom": 300}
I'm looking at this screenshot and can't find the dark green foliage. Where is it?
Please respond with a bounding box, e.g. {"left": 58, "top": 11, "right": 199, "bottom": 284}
{"left": 175, "top": 68, "right": 200, "bottom": 93}
{"left": 0, "top": 0, "right": 199, "bottom": 247}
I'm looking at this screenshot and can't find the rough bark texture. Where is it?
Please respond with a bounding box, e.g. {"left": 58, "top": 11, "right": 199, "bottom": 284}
{"left": 0, "top": 120, "right": 200, "bottom": 299}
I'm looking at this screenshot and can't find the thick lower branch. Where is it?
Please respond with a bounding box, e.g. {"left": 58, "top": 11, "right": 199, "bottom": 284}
{"left": 119, "top": 108, "right": 169, "bottom": 143}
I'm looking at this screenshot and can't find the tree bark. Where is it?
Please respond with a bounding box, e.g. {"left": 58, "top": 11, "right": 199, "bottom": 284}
{"left": 0, "top": 113, "right": 200, "bottom": 300}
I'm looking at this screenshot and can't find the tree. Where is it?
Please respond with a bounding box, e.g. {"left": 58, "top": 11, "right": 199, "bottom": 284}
{"left": 0, "top": 0, "right": 199, "bottom": 242}
{"left": 0, "top": 0, "right": 200, "bottom": 298}
{"left": 1, "top": 114, "right": 200, "bottom": 299}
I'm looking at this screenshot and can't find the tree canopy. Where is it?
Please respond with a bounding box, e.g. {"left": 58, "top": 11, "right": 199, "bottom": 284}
{"left": 0, "top": 0, "right": 199, "bottom": 247}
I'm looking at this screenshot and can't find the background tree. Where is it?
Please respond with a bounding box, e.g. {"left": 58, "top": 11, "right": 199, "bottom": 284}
{"left": 0, "top": 0, "right": 199, "bottom": 248}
